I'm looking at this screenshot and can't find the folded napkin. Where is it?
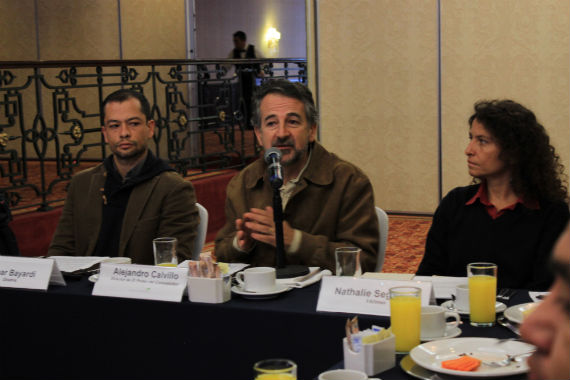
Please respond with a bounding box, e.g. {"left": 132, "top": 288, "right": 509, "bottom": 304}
{"left": 277, "top": 267, "right": 332, "bottom": 288}
{"left": 529, "top": 291, "right": 549, "bottom": 303}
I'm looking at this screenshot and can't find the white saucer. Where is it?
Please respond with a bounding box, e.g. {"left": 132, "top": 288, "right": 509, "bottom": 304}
{"left": 88, "top": 274, "right": 99, "bottom": 283}
{"left": 231, "top": 284, "right": 291, "bottom": 299}
{"left": 441, "top": 300, "right": 506, "bottom": 315}
{"left": 420, "top": 326, "right": 462, "bottom": 342}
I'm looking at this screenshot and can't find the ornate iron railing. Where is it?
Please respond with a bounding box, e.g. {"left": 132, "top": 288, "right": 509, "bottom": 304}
{"left": 0, "top": 58, "right": 307, "bottom": 211}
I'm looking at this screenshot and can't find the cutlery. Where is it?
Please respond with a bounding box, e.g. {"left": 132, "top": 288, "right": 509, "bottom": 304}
{"left": 497, "top": 316, "right": 520, "bottom": 336}
{"left": 294, "top": 268, "right": 322, "bottom": 283}
{"left": 482, "top": 350, "right": 535, "bottom": 367}
{"left": 494, "top": 337, "right": 521, "bottom": 344}
{"left": 497, "top": 288, "right": 516, "bottom": 302}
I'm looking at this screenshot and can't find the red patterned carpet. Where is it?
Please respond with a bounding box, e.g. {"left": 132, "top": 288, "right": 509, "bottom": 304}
{"left": 203, "top": 214, "right": 432, "bottom": 274}
{"left": 382, "top": 215, "right": 431, "bottom": 273}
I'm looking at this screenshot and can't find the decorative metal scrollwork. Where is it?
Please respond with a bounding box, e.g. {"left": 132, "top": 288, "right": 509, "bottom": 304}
{"left": 120, "top": 66, "right": 139, "bottom": 83}
{"left": 0, "top": 71, "right": 15, "bottom": 87}
{"left": 0, "top": 58, "right": 307, "bottom": 210}
{"left": 169, "top": 65, "right": 183, "bottom": 81}
{"left": 71, "top": 125, "right": 82, "bottom": 140}
{"left": 0, "top": 132, "right": 8, "bottom": 147}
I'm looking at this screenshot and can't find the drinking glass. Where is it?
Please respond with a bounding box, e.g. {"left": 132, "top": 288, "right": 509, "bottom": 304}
{"left": 334, "top": 247, "right": 362, "bottom": 276}
{"left": 152, "top": 237, "right": 178, "bottom": 266}
{"left": 253, "top": 359, "right": 297, "bottom": 380}
{"left": 389, "top": 286, "right": 421, "bottom": 353}
{"left": 467, "top": 262, "right": 497, "bottom": 327}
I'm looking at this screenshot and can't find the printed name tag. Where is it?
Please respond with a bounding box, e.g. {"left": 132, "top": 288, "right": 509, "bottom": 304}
{"left": 317, "top": 277, "right": 434, "bottom": 316}
{"left": 92, "top": 263, "right": 188, "bottom": 302}
{"left": 0, "top": 256, "right": 66, "bottom": 290}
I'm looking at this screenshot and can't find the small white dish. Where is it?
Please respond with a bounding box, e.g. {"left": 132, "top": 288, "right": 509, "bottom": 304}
{"left": 410, "top": 337, "right": 534, "bottom": 377}
{"left": 529, "top": 291, "right": 549, "bottom": 303}
{"left": 420, "top": 326, "right": 462, "bottom": 342}
{"left": 88, "top": 274, "right": 99, "bottom": 283}
{"left": 441, "top": 300, "right": 506, "bottom": 315}
{"left": 231, "top": 283, "right": 291, "bottom": 299}
{"left": 504, "top": 302, "right": 538, "bottom": 324}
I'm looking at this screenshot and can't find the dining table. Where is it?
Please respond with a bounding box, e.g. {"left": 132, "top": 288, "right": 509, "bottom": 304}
{"left": 0, "top": 275, "right": 530, "bottom": 379}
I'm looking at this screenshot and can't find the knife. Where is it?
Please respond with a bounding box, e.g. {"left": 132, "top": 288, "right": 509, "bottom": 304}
{"left": 497, "top": 316, "right": 520, "bottom": 335}
{"left": 295, "top": 268, "right": 322, "bottom": 283}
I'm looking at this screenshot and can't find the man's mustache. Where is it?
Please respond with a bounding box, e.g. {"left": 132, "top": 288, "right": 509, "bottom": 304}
{"left": 272, "top": 137, "right": 294, "bottom": 147}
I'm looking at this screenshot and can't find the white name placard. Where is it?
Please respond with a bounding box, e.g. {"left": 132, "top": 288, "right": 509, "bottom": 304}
{"left": 0, "top": 256, "right": 66, "bottom": 290}
{"left": 317, "top": 276, "right": 434, "bottom": 316}
{"left": 92, "top": 263, "right": 188, "bottom": 302}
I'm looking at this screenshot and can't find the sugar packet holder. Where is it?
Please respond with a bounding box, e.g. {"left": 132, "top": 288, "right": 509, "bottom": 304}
{"left": 187, "top": 275, "right": 231, "bottom": 303}
{"left": 343, "top": 329, "right": 396, "bottom": 376}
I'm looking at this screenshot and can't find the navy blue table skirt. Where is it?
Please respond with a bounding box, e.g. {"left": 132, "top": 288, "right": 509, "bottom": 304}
{"left": 0, "top": 277, "right": 528, "bottom": 379}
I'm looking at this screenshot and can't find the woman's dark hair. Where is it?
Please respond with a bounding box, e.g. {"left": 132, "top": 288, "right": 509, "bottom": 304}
{"left": 469, "top": 99, "right": 568, "bottom": 203}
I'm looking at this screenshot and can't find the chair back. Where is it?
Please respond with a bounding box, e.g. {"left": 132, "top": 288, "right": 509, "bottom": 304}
{"left": 375, "top": 206, "right": 389, "bottom": 272}
{"left": 193, "top": 203, "right": 209, "bottom": 259}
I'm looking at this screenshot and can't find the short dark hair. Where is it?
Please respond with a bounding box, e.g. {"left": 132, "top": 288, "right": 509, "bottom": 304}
{"left": 468, "top": 99, "right": 568, "bottom": 202}
{"left": 251, "top": 79, "right": 319, "bottom": 128}
{"left": 233, "top": 31, "right": 246, "bottom": 41}
{"left": 102, "top": 89, "right": 151, "bottom": 121}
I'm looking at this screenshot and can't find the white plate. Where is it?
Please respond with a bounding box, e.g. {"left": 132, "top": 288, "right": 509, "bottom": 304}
{"left": 231, "top": 283, "right": 291, "bottom": 299}
{"left": 421, "top": 326, "right": 462, "bottom": 342}
{"left": 504, "top": 302, "right": 538, "bottom": 324}
{"left": 88, "top": 274, "right": 99, "bottom": 283}
{"left": 410, "top": 337, "right": 534, "bottom": 377}
{"left": 441, "top": 300, "right": 506, "bottom": 315}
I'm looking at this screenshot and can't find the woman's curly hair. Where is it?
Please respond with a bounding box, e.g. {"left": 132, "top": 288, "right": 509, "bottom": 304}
{"left": 469, "top": 100, "right": 568, "bottom": 203}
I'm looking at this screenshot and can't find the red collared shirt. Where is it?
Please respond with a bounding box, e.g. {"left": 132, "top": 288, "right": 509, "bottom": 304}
{"left": 465, "top": 183, "right": 540, "bottom": 219}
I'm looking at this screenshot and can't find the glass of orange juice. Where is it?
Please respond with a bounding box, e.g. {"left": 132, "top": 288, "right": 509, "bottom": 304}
{"left": 152, "top": 237, "right": 178, "bottom": 266}
{"left": 389, "top": 286, "right": 421, "bottom": 353}
{"left": 467, "top": 262, "right": 497, "bottom": 327}
{"left": 253, "top": 359, "right": 297, "bottom": 380}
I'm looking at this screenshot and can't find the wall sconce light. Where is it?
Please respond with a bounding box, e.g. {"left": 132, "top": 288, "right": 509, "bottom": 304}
{"left": 266, "top": 27, "right": 281, "bottom": 52}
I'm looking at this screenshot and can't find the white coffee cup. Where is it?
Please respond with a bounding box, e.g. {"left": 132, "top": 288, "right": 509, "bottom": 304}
{"left": 455, "top": 283, "right": 469, "bottom": 311}
{"left": 421, "top": 305, "right": 461, "bottom": 339}
{"left": 236, "top": 267, "right": 276, "bottom": 292}
{"left": 318, "top": 369, "right": 368, "bottom": 380}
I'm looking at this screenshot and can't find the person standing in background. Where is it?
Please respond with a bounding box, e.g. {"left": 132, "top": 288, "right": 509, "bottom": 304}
{"left": 228, "top": 31, "right": 264, "bottom": 130}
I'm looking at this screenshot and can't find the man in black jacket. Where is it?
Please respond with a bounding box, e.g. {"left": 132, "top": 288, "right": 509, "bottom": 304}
{"left": 228, "top": 31, "right": 264, "bottom": 129}
{"left": 0, "top": 191, "right": 19, "bottom": 256}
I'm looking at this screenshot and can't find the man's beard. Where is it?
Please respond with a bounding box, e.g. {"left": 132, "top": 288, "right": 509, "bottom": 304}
{"left": 272, "top": 137, "right": 307, "bottom": 167}
{"left": 112, "top": 141, "right": 147, "bottom": 162}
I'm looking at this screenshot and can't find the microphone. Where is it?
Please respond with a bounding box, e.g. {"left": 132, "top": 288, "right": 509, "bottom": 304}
{"left": 264, "top": 147, "right": 283, "bottom": 188}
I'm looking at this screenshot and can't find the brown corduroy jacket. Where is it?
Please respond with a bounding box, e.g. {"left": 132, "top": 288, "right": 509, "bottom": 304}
{"left": 48, "top": 163, "right": 199, "bottom": 264}
{"left": 215, "top": 142, "right": 379, "bottom": 273}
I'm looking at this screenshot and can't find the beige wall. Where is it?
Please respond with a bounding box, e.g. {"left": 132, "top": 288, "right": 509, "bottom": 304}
{"left": 0, "top": 0, "right": 37, "bottom": 61}
{"left": 37, "top": 0, "right": 120, "bottom": 61}
{"left": 441, "top": 0, "right": 570, "bottom": 195}
{"left": 318, "top": 0, "right": 439, "bottom": 213}
{"left": 317, "top": 0, "right": 570, "bottom": 213}
{"left": 121, "top": 0, "right": 186, "bottom": 59}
